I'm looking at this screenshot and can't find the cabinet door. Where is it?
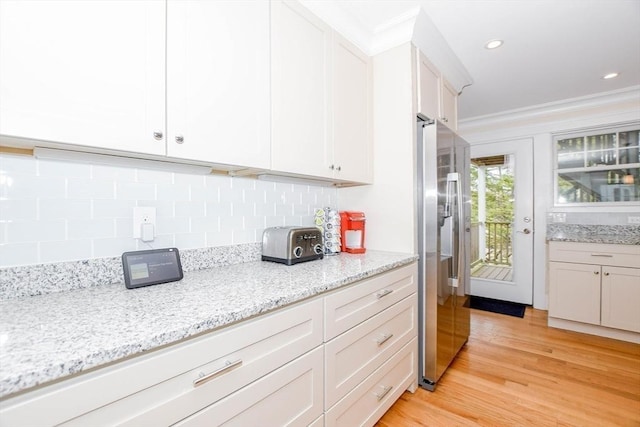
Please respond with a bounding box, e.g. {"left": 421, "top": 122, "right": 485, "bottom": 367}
{"left": 271, "top": 0, "right": 333, "bottom": 179}
{"left": 548, "top": 262, "right": 601, "bottom": 325}
{"left": 441, "top": 78, "right": 458, "bottom": 130}
{"left": 416, "top": 50, "right": 440, "bottom": 121}
{"left": 0, "top": 0, "right": 165, "bottom": 155}
{"left": 601, "top": 266, "right": 640, "bottom": 333}
{"left": 166, "top": 1, "right": 270, "bottom": 170}
{"left": 332, "top": 34, "right": 372, "bottom": 184}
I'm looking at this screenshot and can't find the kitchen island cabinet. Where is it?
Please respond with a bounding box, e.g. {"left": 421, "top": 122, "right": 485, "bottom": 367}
{"left": 548, "top": 241, "right": 640, "bottom": 342}
{"left": 0, "top": 253, "right": 418, "bottom": 426}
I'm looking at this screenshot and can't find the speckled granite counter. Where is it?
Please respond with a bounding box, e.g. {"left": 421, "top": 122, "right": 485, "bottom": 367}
{"left": 0, "top": 251, "right": 417, "bottom": 398}
{"left": 546, "top": 224, "right": 640, "bottom": 245}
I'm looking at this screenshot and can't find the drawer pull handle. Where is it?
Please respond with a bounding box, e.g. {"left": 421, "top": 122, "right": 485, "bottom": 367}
{"left": 193, "top": 359, "right": 243, "bottom": 387}
{"left": 376, "top": 289, "right": 393, "bottom": 299}
{"left": 374, "top": 385, "right": 393, "bottom": 401}
{"left": 590, "top": 254, "right": 613, "bottom": 257}
{"left": 376, "top": 333, "right": 394, "bottom": 346}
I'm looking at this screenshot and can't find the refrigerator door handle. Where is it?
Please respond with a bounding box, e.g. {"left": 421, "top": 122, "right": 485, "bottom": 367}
{"left": 447, "top": 172, "right": 464, "bottom": 284}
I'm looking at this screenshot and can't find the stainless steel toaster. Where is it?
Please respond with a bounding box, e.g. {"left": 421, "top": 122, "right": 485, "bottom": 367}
{"left": 262, "top": 226, "right": 324, "bottom": 265}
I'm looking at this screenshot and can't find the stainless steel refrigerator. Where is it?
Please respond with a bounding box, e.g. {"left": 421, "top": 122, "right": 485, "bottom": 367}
{"left": 417, "top": 117, "right": 471, "bottom": 391}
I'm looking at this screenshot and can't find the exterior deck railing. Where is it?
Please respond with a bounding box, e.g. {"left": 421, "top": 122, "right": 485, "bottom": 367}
{"left": 470, "top": 221, "right": 512, "bottom": 266}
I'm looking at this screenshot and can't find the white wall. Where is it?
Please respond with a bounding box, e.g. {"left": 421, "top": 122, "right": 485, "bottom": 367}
{"left": 0, "top": 153, "right": 337, "bottom": 267}
{"left": 458, "top": 86, "right": 640, "bottom": 309}
{"left": 338, "top": 43, "right": 416, "bottom": 254}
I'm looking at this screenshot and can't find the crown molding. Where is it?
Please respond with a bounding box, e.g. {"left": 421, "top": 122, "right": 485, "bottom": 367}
{"left": 410, "top": 8, "right": 473, "bottom": 93}
{"left": 458, "top": 86, "right": 640, "bottom": 140}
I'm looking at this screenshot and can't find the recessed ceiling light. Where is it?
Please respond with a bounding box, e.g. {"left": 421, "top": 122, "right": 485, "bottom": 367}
{"left": 603, "top": 72, "right": 619, "bottom": 79}
{"left": 484, "top": 39, "right": 503, "bottom": 49}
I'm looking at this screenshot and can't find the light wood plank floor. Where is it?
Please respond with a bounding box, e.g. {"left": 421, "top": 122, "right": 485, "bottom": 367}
{"left": 376, "top": 307, "right": 640, "bottom": 426}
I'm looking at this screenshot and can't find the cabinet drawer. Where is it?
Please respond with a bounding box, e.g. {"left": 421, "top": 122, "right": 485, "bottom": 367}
{"left": 174, "top": 346, "right": 324, "bottom": 427}
{"left": 325, "top": 295, "right": 417, "bottom": 408}
{"left": 3, "top": 299, "right": 323, "bottom": 427}
{"left": 549, "top": 241, "right": 640, "bottom": 267}
{"left": 324, "top": 263, "right": 417, "bottom": 340}
{"left": 325, "top": 337, "right": 417, "bottom": 427}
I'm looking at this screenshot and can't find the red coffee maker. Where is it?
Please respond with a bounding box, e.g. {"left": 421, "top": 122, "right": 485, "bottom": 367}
{"left": 339, "top": 211, "right": 366, "bottom": 254}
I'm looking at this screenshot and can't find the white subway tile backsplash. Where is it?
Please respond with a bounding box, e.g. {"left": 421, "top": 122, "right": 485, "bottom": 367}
{"left": 6, "top": 220, "right": 66, "bottom": 243}
{"left": 93, "top": 237, "right": 137, "bottom": 258}
{"left": 191, "top": 216, "right": 219, "bottom": 233}
{"left": 67, "top": 178, "right": 114, "bottom": 199}
{"left": 0, "top": 199, "right": 38, "bottom": 221}
{"left": 207, "top": 229, "right": 233, "bottom": 247}
{"left": 4, "top": 173, "right": 65, "bottom": 200}
{"left": 115, "top": 218, "right": 134, "bottom": 239}
{"left": 157, "top": 183, "right": 191, "bottom": 202}
{"left": 136, "top": 168, "right": 174, "bottom": 184}
{"left": 38, "top": 159, "right": 91, "bottom": 178}
{"left": 232, "top": 229, "right": 256, "bottom": 245}
{"left": 67, "top": 219, "right": 115, "bottom": 240}
{"left": 0, "top": 153, "right": 36, "bottom": 174}
{"left": 116, "top": 182, "right": 156, "bottom": 200}
{"left": 0, "top": 155, "right": 337, "bottom": 267}
{"left": 39, "top": 199, "right": 92, "bottom": 220}
{"left": 0, "top": 242, "right": 38, "bottom": 266}
{"left": 40, "top": 240, "right": 92, "bottom": 264}
{"left": 231, "top": 202, "right": 255, "bottom": 217}
{"left": 174, "top": 232, "right": 206, "bottom": 249}
{"left": 156, "top": 216, "right": 189, "bottom": 235}
{"left": 93, "top": 199, "right": 136, "bottom": 219}
{"left": 175, "top": 201, "right": 206, "bottom": 218}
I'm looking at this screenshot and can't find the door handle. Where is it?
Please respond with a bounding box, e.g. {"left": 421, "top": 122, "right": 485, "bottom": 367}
{"left": 517, "top": 228, "right": 531, "bottom": 234}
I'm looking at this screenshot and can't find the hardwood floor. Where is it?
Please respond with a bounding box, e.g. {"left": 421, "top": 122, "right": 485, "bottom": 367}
{"left": 376, "top": 307, "right": 640, "bottom": 426}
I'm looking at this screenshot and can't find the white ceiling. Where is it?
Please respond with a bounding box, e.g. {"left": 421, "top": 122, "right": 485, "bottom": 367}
{"left": 304, "top": 0, "right": 640, "bottom": 120}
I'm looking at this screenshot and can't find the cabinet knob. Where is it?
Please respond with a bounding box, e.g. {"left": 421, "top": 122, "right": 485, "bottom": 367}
{"left": 594, "top": 271, "right": 599, "bottom": 275}
{"left": 329, "top": 165, "right": 335, "bottom": 170}
{"left": 443, "top": 117, "right": 448, "bottom": 123}
{"left": 336, "top": 166, "right": 341, "bottom": 172}
{"left": 604, "top": 272, "right": 610, "bottom": 276}
{"left": 153, "top": 131, "right": 163, "bottom": 140}
{"left": 175, "top": 135, "right": 184, "bottom": 144}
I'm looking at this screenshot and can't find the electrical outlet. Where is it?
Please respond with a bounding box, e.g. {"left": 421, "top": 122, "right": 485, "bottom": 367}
{"left": 133, "top": 207, "right": 156, "bottom": 239}
{"left": 628, "top": 216, "right": 640, "bottom": 224}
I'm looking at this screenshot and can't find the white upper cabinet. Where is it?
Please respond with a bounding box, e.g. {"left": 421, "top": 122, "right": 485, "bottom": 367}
{"left": 271, "top": 0, "right": 372, "bottom": 184}
{"left": 416, "top": 49, "right": 458, "bottom": 131}
{"left": 441, "top": 78, "right": 458, "bottom": 130}
{"left": 416, "top": 51, "right": 440, "bottom": 123}
{"left": 166, "top": 1, "right": 270, "bottom": 170}
{"left": 332, "top": 34, "right": 373, "bottom": 184}
{"left": 0, "top": 1, "right": 166, "bottom": 155}
{"left": 271, "top": 0, "right": 333, "bottom": 179}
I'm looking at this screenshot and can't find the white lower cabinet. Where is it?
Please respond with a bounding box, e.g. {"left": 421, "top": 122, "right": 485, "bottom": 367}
{"left": 0, "top": 263, "right": 418, "bottom": 426}
{"left": 0, "top": 299, "right": 323, "bottom": 426}
{"left": 548, "top": 241, "right": 640, "bottom": 342}
{"left": 323, "top": 263, "right": 418, "bottom": 426}
{"left": 325, "top": 338, "right": 417, "bottom": 427}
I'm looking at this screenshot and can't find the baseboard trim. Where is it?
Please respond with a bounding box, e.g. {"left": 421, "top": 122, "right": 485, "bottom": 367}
{"left": 548, "top": 317, "right": 640, "bottom": 344}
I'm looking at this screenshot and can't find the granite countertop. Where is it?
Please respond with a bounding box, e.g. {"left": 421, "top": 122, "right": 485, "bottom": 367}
{"left": 0, "top": 250, "right": 417, "bottom": 399}
{"left": 546, "top": 224, "right": 640, "bottom": 245}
